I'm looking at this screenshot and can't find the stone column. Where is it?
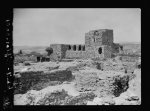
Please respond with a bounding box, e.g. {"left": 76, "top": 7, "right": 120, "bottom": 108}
{"left": 82, "top": 45, "right": 85, "bottom": 51}
{"left": 71, "top": 45, "right": 73, "bottom": 51}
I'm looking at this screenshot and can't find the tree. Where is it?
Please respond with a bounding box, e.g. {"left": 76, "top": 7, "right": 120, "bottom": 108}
{"left": 45, "top": 47, "right": 53, "bottom": 56}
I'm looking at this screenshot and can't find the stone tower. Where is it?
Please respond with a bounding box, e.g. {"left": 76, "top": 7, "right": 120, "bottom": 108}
{"left": 85, "top": 29, "right": 113, "bottom": 59}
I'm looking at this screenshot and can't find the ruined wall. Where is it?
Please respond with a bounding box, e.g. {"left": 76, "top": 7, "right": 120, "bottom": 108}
{"left": 50, "top": 44, "right": 62, "bottom": 60}
{"left": 65, "top": 44, "right": 86, "bottom": 59}
{"left": 61, "top": 44, "right": 69, "bottom": 59}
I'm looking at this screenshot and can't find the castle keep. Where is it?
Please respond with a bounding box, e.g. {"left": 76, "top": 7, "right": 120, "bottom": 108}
{"left": 49, "top": 29, "right": 122, "bottom": 60}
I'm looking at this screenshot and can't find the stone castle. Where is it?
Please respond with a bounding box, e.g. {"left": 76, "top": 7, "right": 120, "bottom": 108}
{"left": 49, "top": 29, "right": 123, "bottom": 60}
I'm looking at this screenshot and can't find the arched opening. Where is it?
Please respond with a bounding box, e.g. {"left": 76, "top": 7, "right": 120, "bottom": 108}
{"left": 79, "top": 45, "right": 81, "bottom": 51}
{"left": 73, "top": 45, "right": 76, "bottom": 51}
{"left": 98, "top": 47, "right": 102, "bottom": 54}
{"left": 68, "top": 45, "right": 71, "bottom": 50}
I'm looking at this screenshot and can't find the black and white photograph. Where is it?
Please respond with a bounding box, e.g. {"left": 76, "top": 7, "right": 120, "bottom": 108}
{"left": 13, "top": 8, "right": 141, "bottom": 105}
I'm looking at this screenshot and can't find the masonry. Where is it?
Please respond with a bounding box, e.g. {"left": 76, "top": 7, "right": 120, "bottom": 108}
{"left": 49, "top": 29, "right": 123, "bottom": 60}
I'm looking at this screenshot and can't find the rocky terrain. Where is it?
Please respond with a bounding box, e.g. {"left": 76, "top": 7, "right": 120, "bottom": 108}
{"left": 14, "top": 56, "right": 141, "bottom": 105}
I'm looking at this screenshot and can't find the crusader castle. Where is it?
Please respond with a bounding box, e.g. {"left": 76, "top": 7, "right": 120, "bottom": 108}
{"left": 49, "top": 29, "right": 123, "bottom": 60}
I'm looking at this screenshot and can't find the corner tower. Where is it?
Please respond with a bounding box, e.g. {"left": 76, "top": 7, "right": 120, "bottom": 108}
{"left": 85, "top": 29, "right": 113, "bottom": 59}
{"left": 85, "top": 29, "right": 113, "bottom": 47}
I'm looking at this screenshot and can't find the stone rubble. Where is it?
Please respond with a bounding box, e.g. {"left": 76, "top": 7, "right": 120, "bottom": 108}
{"left": 14, "top": 58, "right": 141, "bottom": 105}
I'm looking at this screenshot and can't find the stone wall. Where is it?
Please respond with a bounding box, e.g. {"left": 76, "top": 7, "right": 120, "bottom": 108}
{"left": 93, "top": 46, "right": 104, "bottom": 59}
{"left": 85, "top": 34, "right": 97, "bottom": 48}
{"left": 66, "top": 50, "right": 86, "bottom": 59}
{"left": 101, "top": 30, "right": 113, "bottom": 46}
{"left": 61, "top": 44, "right": 69, "bottom": 59}
{"left": 85, "top": 29, "right": 113, "bottom": 48}
{"left": 67, "top": 44, "right": 85, "bottom": 51}
{"left": 103, "top": 45, "right": 112, "bottom": 58}
{"left": 50, "top": 44, "right": 86, "bottom": 60}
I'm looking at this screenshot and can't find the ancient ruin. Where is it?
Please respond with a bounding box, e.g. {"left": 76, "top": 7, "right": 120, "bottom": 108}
{"left": 12, "top": 9, "right": 141, "bottom": 106}
{"left": 49, "top": 29, "right": 123, "bottom": 60}
{"left": 13, "top": 29, "right": 141, "bottom": 105}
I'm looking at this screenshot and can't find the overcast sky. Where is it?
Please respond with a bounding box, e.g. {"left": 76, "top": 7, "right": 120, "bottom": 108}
{"left": 13, "top": 8, "right": 141, "bottom": 46}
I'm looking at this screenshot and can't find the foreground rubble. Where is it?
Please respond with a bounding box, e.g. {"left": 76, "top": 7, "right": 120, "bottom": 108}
{"left": 14, "top": 58, "right": 141, "bottom": 105}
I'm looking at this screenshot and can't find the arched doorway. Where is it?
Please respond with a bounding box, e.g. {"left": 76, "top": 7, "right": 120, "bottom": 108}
{"left": 98, "top": 47, "right": 102, "bottom": 54}
{"left": 68, "top": 45, "right": 71, "bottom": 50}
{"left": 78, "top": 45, "right": 81, "bottom": 51}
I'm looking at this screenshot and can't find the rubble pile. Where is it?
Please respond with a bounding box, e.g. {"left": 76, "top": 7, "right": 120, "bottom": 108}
{"left": 87, "top": 90, "right": 140, "bottom": 105}
{"left": 102, "top": 59, "right": 136, "bottom": 74}
{"left": 14, "top": 58, "right": 141, "bottom": 105}
{"left": 66, "top": 59, "right": 103, "bottom": 71}
{"left": 37, "top": 91, "right": 95, "bottom": 105}
{"left": 103, "top": 60, "right": 124, "bottom": 71}
{"left": 74, "top": 71, "right": 130, "bottom": 98}
{"left": 14, "top": 84, "right": 95, "bottom": 105}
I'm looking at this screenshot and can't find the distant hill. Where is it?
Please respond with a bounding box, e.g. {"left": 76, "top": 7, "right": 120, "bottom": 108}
{"left": 114, "top": 42, "right": 140, "bottom": 48}
{"left": 118, "top": 42, "right": 141, "bottom": 56}
{"left": 13, "top": 46, "right": 48, "bottom": 54}
{"left": 119, "top": 42, "right": 141, "bottom": 51}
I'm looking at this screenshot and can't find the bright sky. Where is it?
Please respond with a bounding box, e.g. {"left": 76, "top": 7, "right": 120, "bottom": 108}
{"left": 13, "top": 8, "right": 141, "bottom": 46}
